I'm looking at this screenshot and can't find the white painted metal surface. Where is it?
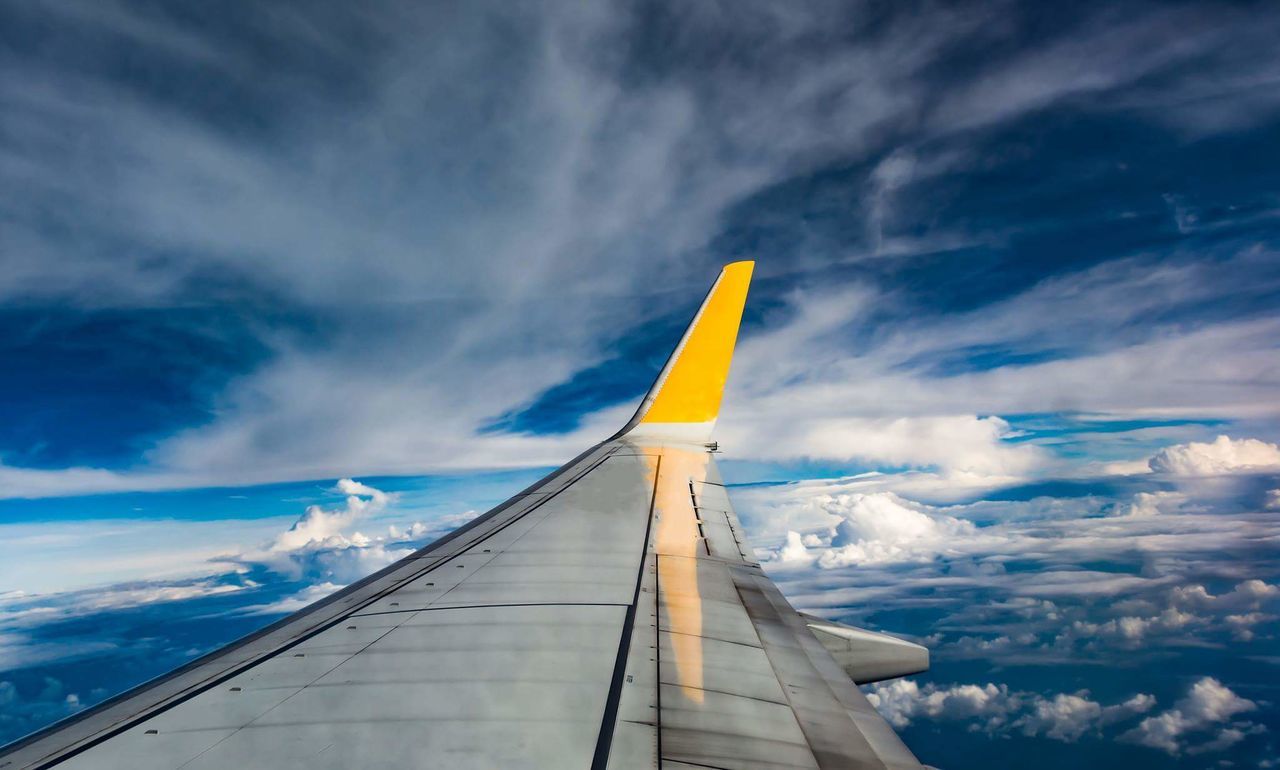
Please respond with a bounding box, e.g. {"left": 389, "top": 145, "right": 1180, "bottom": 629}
{"left": 1, "top": 441, "right": 925, "bottom": 769}
{"left": 2, "top": 263, "right": 929, "bottom": 769}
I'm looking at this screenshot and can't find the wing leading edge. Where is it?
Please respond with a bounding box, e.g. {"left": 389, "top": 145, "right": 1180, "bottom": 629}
{"left": 1, "top": 261, "right": 928, "bottom": 769}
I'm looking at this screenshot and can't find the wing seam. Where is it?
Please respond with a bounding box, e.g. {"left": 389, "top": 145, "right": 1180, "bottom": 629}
{"left": 351, "top": 601, "right": 630, "bottom": 618}
{"left": 590, "top": 454, "right": 662, "bottom": 770}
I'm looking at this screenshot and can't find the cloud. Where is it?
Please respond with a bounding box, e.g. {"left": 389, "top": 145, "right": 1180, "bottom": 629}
{"left": 0, "top": 574, "right": 263, "bottom": 670}
{"left": 1180, "top": 678, "right": 1258, "bottom": 724}
{"left": 869, "top": 676, "right": 1259, "bottom": 754}
{"left": 756, "top": 475, "right": 1280, "bottom": 591}
{"left": 761, "top": 490, "right": 987, "bottom": 569}
{"left": 0, "top": 632, "right": 118, "bottom": 672}
{"left": 1121, "top": 677, "right": 1259, "bottom": 755}
{"left": 867, "top": 680, "right": 1022, "bottom": 732}
{"left": 702, "top": 250, "right": 1280, "bottom": 484}
{"left": 1057, "top": 607, "right": 1201, "bottom": 648}
{"left": 0, "top": 463, "right": 204, "bottom": 500}
{"left": 0, "top": 478, "right": 480, "bottom": 623}
{"left": 928, "top": 2, "right": 1280, "bottom": 137}
{"left": 0, "top": 1, "right": 1277, "bottom": 500}
{"left": 0, "top": 677, "right": 86, "bottom": 743}
{"left": 1015, "top": 692, "right": 1157, "bottom": 742}
{"left": 70, "top": 581, "right": 248, "bottom": 611}
{"left": 0, "top": 477, "right": 483, "bottom": 685}
{"left": 1117, "top": 491, "right": 1183, "bottom": 517}
{"left": 1149, "top": 435, "right": 1280, "bottom": 476}
{"left": 720, "top": 413, "right": 1048, "bottom": 477}
{"left": 238, "top": 582, "right": 345, "bottom": 616}
{"left": 772, "top": 531, "right": 817, "bottom": 567}
{"left": 270, "top": 478, "right": 390, "bottom": 552}
{"left": 1223, "top": 612, "right": 1275, "bottom": 642}
{"left": 866, "top": 679, "right": 1155, "bottom": 741}
{"left": 746, "top": 463, "right": 1280, "bottom": 671}
{"left": 226, "top": 479, "right": 465, "bottom": 585}
{"left": 803, "top": 492, "right": 977, "bottom": 568}
{"left": 0, "top": 578, "right": 253, "bottom": 626}
{"left": 1034, "top": 578, "right": 1280, "bottom": 652}
{"left": 1171, "top": 580, "right": 1280, "bottom": 612}
{"left": 5, "top": 9, "right": 1277, "bottom": 764}
{"left": 0, "top": 0, "right": 984, "bottom": 492}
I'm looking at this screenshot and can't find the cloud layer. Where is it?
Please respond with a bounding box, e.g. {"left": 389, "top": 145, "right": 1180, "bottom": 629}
{"left": 869, "top": 676, "right": 1258, "bottom": 755}
{"left": 868, "top": 679, "right": 1157, "bottom": 742}
{"left": 736, "top": 433, "right": 1279, "bottom": 763}
{"left": 2, "top": 1, "right": 1279, "bottom": 497}
{"left": 1, "top": 439, "right": 1277, "bottom": 765}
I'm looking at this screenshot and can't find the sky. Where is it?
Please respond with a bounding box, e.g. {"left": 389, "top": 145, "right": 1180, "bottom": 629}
{"left": 1, "top": 0, "right": 1279, "bottom": 766}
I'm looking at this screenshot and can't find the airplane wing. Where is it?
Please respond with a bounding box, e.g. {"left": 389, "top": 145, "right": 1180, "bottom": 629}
{"left": 0, "top": 261, "right": 928, "bottom": 769}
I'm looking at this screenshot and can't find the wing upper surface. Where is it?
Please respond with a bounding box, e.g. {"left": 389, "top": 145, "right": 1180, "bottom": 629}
{"left": 1, "top": 262, "right": 927, "bottom": 770}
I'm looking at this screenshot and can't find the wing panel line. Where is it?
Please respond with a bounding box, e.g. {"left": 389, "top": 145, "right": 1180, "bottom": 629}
{"left": 590, "top": 455, "right": 661, "bottom": 770}
{"left": 169, "top": 611, "right": 412, "bottom": 770}
{"left": 732, "top": 571, "right": 888, "bottom": 770}
{"left": 654, "top": 555, "right": 664, "bottom": 767}
{"left": 350, "top": 602, "right": 630, "bottom": 618}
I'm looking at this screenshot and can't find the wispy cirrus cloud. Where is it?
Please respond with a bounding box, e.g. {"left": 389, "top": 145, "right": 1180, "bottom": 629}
{"left": 2, "top": 1, "right": 1279, "bottom": 498}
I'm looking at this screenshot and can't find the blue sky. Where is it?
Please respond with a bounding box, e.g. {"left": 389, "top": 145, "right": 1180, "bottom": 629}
{"left": 2, "top": 0, "right": 1279, "bottom": 766}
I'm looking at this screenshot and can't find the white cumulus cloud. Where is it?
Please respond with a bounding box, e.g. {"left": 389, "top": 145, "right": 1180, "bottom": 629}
{"left": 867, "top": 680, "right": 1022, "bottom": 732}
{"left": 228, "top": 479, "right": 469, "bottom": 585}
{"left": 1149, "top": 435, "right": 1280, "bottom": 476}
{"left": 867, "top": 680, "right": 1155, "bottom": 742}
{"left": 1117, "top": 491, "right": 1183, "bottom": 517}
{"left": 271, "top": 478, "right": 390, "bottom": 553}
{"left": 1014, "top": 692, "right": 1156, "bottom": 742}
{"left": 764, "top": 492, "right": 978, "bottom": 568}
{"left": 1121, "top": 677, "right": 1259, "bottom": 755}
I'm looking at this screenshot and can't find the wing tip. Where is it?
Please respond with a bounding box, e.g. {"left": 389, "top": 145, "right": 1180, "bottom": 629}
{"left": 618, "top": 260, "right": 754, "bottom": 443}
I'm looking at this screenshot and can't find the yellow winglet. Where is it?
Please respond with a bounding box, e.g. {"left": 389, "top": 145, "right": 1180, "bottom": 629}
{"left": 618, "top": 261, "right": 754, "bottom": 443}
